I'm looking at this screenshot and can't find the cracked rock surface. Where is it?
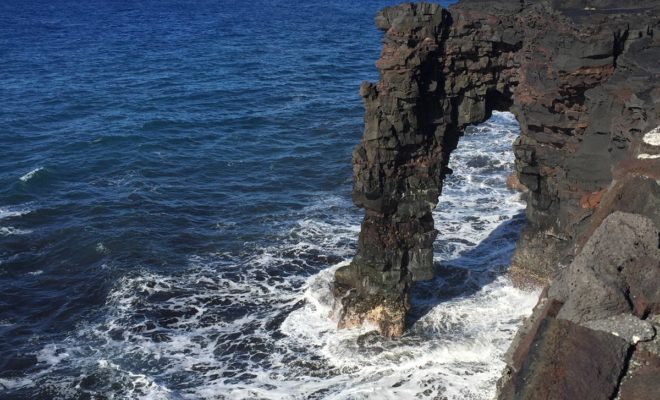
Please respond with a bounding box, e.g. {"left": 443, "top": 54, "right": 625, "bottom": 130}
{"left": 335, "top": 0, "right": 659, "bottom": 396}
{"left": 335, "top": 0, "right": 659, "bottom": 340}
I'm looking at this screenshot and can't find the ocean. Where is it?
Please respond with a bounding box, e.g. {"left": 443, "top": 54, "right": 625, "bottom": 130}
{"left": 0, "top": 1, "right": 538, "bottom": 398}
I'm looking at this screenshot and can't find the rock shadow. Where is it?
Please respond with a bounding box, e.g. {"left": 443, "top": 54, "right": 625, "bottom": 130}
{"left": 407, "top": 211, "right": 526, "bottom": 327}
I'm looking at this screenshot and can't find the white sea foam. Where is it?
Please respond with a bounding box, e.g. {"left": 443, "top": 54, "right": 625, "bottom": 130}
{"left": 0, "top": 205, "right": 32, "bottom": 220}
{"left": 0, "top": 377, "right": 35, "bottom": 391}
{"left": 0, "top": 319, "right": 13, "bottom": 327}
{"left": 21, "top": 111, "right": 538, "bottom": 399}
{"left": 96, "top": 242, "right": 110, "bottom": 254}
{"left": 37, "top": 344, "right": 70, "bottom": 366}
{"left": 0, "top": 226, "right": 32, "bottom": 236}
{"left": 19, "top": 166, "right": 44, "bottom": 182}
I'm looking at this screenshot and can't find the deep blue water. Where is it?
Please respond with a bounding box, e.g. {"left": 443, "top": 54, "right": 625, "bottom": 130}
{"left": 0, "top": 1, "right": 540, "bottom": 399}
{"left": 1, "top": 0, "right": 399, "bottom": 355}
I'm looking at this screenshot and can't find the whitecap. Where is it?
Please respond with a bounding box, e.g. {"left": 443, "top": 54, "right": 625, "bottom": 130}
{"left": 0, "top": 377, "right": 35, "bottom": 391}
{"left": 19, "top": 166, "right": 44, "bottom": 182}
{"left": 14, "top": 112, "right": 536, "bottom": 399}
{"left": 0, "top": 226, "right": 32, "bottom": 236}
{"left": 96, "top": 242, "right": 110, "bottom": 254}
{"left": 0, "top": 205, "right": 32, "bottom": 220}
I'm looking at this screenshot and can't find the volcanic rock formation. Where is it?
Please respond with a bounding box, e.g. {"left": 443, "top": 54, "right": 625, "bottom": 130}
{"left": 334, "top": 0, "right": 658, "bottom": 333}
{"left": 333, "top": 0, "right": 659, "bottom": 393}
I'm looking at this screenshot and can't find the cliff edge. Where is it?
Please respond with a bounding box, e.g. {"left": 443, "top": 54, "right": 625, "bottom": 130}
{"left": 334, "top": 0, "right": 659, "bottom": 397}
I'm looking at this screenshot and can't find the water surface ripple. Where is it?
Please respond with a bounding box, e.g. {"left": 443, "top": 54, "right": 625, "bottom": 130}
{"left": 0, "top": 1, "right": 537, "bottom": 398}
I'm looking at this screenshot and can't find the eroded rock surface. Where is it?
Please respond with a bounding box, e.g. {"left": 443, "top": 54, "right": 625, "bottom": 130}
{"left": 498, "top": 317, "right": 630, "bottom": 400}
{"left": 498, "top": 211, "right": 660, "bottom": 399}
{"left": 334, "top": 0, "right": 659, "bottom": 337}
{"left": 335, "top": 0, "right": 660, "bottom": 396}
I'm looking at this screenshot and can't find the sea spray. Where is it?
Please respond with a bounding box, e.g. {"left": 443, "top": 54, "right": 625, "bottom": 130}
{"left": 9, "top": 112, "right": 539, "bottom": 399}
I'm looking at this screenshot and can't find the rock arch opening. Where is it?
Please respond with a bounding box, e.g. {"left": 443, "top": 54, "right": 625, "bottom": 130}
{"left": 333, "top": 0, "right": 658, "bottom": 338}
{"left": 333, "top": 2, "right": 521, "bottom": 337}
{"left": 404, "top": 110, "right": 527, "bottom": 321}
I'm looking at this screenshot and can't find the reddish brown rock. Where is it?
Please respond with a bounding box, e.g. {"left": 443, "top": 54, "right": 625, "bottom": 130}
{"left": 506, "top": 172, "right": 528, "bottom": 192}
{"left": 498, "top": 318, "right": 630, "bottom": 400}
{"left": 619, "top": 347, "right": 660, "bottom": 400}
{"left": 503, "top": 289, "right": 564, "bottom": 373}
{"left": 335, "top": 0, "right": 659, "bottom": 337}
{"left": 499, "top": 211, "right": 659, "bottom": 398}
{"left": 624, "top": 256, "right": 660, "bottom": 318}
{"left": 549, "top": 212, "right": 659, "bottom": 324}
{"left": 578, "top": 189, "right": 605, "bottom": 209}
{"left": 578, "top": 173, "right": 660, "bottom": 252}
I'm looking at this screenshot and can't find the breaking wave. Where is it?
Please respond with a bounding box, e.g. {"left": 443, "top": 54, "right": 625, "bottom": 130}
{"left": 5, "top": 112, "right": 539, "bottom": 399}
{"left": 19, "top": 167, "right": 45, "bottom": 183}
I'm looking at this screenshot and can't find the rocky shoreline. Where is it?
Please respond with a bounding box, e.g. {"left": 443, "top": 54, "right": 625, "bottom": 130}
{"left": 334, "top": 0, "right": 659, "bottom": 397}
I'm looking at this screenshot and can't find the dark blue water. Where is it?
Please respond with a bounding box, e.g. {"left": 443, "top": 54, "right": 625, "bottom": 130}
{"left": 1, "top": 1, "right": 540, "bottom": 399}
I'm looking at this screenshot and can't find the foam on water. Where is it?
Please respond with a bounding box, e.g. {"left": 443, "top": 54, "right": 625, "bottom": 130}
{"left": 0, "top": 205, "right": 33, "bottom": 237}
{"left": 0, "top": 227, "right": 32, "bottom": 236}
{"left": 19, "top": 167, "right": 44, "bottom": 183}
{"left": 11, "top": 112, "right": 539, "bottom": 399}
{"left": 0, "top": 205, "right": 32, "bottom": 220}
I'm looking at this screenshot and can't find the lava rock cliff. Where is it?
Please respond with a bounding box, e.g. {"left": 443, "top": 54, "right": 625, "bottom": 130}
{"left": 334, "top": 0, "right": 659, "bottom": 397}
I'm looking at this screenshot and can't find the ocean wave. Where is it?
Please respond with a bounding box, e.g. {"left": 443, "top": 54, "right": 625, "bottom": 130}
{"left": 0, "top": 205, "right": 32, "bottom": 220}
{"left": 0, "top": 377, "right": 35, "bottom": 392}
{"left": 13, "top": 112, "right": 536, "bottom": 399}
{"left": 0, "top": 226, "right": 33, "bottom": 236}
{"left": 19, "top": 167, "right": 44, "bottom": 183}
{"left": 274, "top": 270, "right": 537, "bottom": 400}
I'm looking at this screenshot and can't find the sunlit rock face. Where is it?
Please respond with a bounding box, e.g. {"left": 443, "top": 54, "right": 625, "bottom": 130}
{"left": 334, "top": 1, "right": 522, "bottom": 337}
{"left": 334, "top": 0, "right": 659, "bottom": 344}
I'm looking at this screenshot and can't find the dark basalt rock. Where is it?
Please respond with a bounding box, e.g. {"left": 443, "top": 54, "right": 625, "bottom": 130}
{"left": 498, "top": 211, "right": 660, "bottom": 399}
{"left": 497, "top": 317, "right": 630, "bottom": 400}
{"left": 548, "top": 212, "right": 659, "bottom": 324}
{"left": 618, "top": 323, "right": 660, "bottom": 400}
{"left": 334, "top": 1, "right": 523, "bottom": 336}
{"left": 334, "top": 0, "right": 660, "bottom": 396}
{"left": 334, "top": 0, "right": 659, "bottom": 339}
